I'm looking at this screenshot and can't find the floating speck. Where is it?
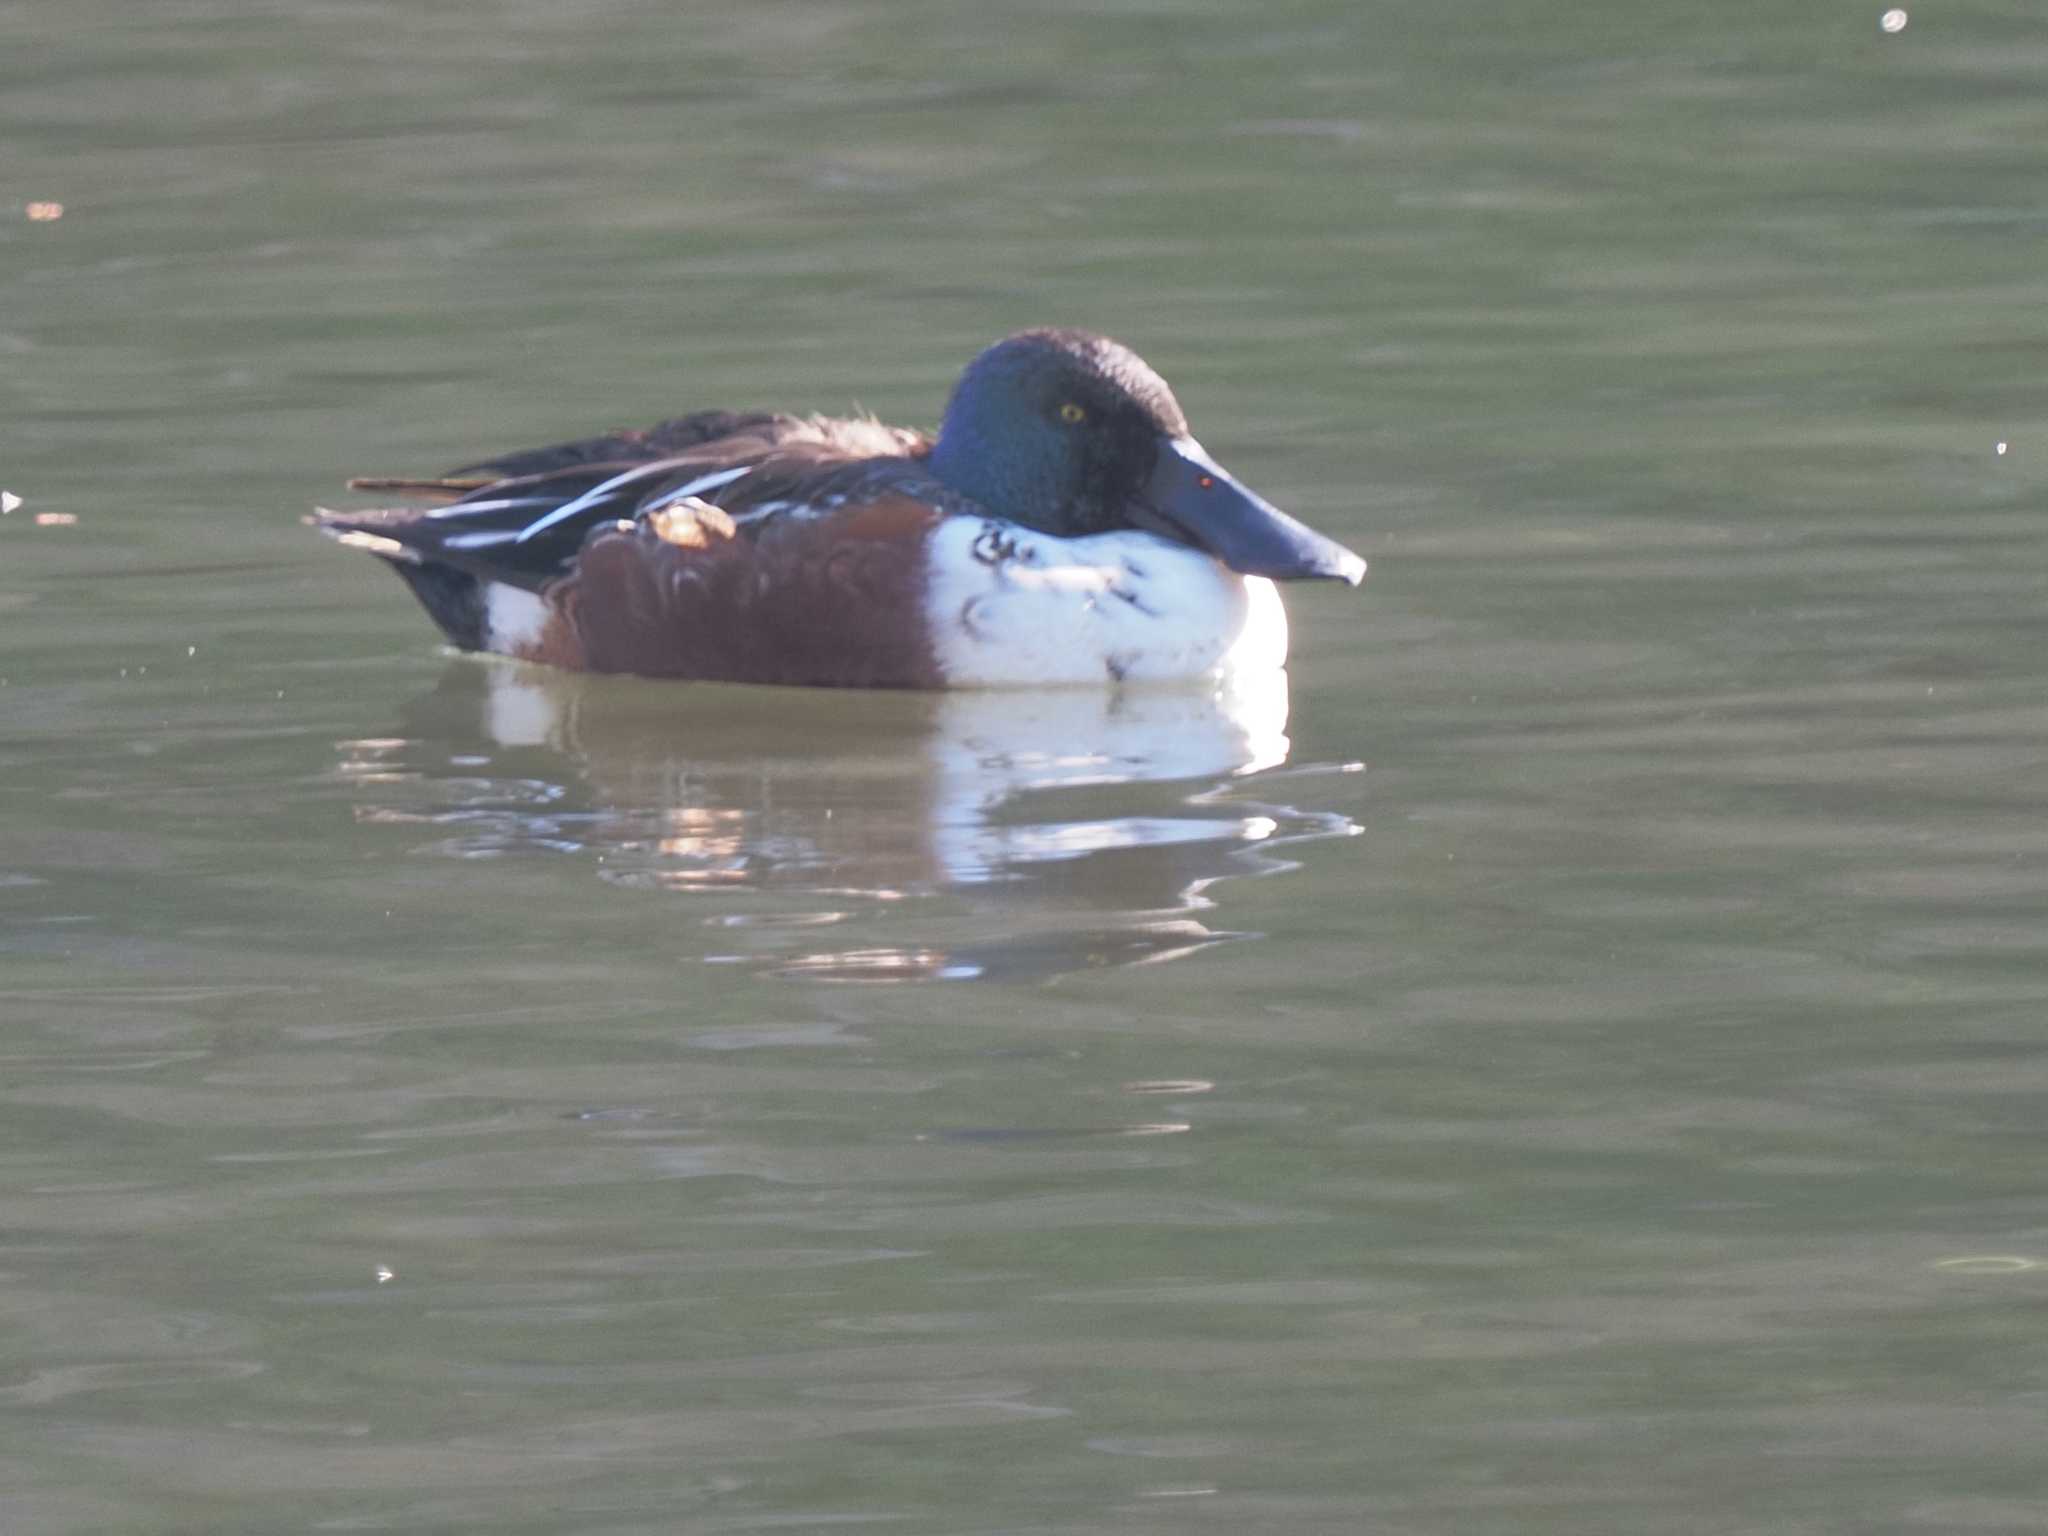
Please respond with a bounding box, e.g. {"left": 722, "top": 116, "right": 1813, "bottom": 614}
{"left": 1881, "top": 7, "right": 1908, "bottom": 31}
{"left": 25, "top": 201, "right": 63, "bottom": 222}
{"left": 34, "top": 511, "right": 77, "bottom": 527}
{"left": 1996, "top": 441, "right": 2008, "bottom": 456}
{"left": 0, "top": 491, "right": 19, "bottom": 514}
{"left": 374, "top": 1265, "right": 394, "bottom": 1283}
{"left": 186, "top": 645, "right": 197, "bottom": 657}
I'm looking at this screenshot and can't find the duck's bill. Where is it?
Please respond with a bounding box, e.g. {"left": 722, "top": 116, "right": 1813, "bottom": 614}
{"left": 1133, "top": 437, "right": 1366, "bottom": 585}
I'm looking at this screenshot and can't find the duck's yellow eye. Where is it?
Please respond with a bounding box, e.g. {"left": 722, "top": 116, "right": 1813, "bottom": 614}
{"left": 1058, "top": 402, "right": 1086, "bottom": 424}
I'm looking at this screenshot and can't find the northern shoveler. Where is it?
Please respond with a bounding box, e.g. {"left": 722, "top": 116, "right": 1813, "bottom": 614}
{"left": 314, "top": 328, "right": 1365, "bottom": 689}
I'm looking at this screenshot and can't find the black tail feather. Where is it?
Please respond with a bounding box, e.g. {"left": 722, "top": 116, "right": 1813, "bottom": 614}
{"left": 386, "top": 560, "right": 488, "bottom": 651}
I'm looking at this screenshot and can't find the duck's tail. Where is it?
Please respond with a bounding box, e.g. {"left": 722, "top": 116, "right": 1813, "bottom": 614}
{"left": 308, "top": 509, "right": 488, "bottom": 651}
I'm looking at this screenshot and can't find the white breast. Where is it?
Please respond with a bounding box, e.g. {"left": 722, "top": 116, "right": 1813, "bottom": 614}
{"left": 923, "top": 519, "right": 1288, "bottom": 687}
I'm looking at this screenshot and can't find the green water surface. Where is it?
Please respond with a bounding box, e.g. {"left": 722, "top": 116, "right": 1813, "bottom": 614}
{"left": 5, "top": 3, "right": 2047, "bottom": 1531}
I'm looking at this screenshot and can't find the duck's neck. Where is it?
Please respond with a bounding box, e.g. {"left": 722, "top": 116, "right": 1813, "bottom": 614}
{"left": 928, "top": 413, "right": 1053, "bottom": 532}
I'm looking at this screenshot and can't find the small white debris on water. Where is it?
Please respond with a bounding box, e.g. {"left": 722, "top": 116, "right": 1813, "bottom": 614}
{"left": 1881, "top": 8, "right": 1907, "bottom": 32}
{"left": 1995, "top": 441, "right": 2008, "bottom": 455}
{"left": 375, "top": 1265, "right": 395, "bottom": 1283}
{"left": 186, "top": 645, "right": 196, "bottom": 657}
{"left": 0, "top": 491, "right": 20, "bottom": 514}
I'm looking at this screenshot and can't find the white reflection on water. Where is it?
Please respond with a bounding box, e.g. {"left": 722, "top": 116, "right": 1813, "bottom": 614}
{"left": 921, "top": 673, "right": 1290, "bottom": 884}
{"left": 339, "top": 662, "right": 1359, "bottom": 981}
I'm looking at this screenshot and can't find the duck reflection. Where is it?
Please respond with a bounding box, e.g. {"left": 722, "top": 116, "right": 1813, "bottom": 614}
{"left": 339, "top": 664, "right": 1358, "bottom": 982}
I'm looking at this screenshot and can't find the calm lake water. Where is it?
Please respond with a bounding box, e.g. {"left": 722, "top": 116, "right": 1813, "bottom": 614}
{"left": 6, "top": 2, "right": 2047, "bottom": 1531}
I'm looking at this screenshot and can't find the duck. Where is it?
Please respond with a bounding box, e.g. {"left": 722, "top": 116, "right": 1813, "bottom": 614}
{"left": 313, "top": 328, "right": 1365, "bottom": 689}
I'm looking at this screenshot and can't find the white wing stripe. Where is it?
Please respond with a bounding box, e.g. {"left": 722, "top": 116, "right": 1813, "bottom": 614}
{"left": 513, "top": 461, "right": 679, "bottom": 545}
{"left": 425, "top": 496, "right": 555, "bottom": 520}
{"left": 644, "top": 464, "right": 752, "bottom": 512}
